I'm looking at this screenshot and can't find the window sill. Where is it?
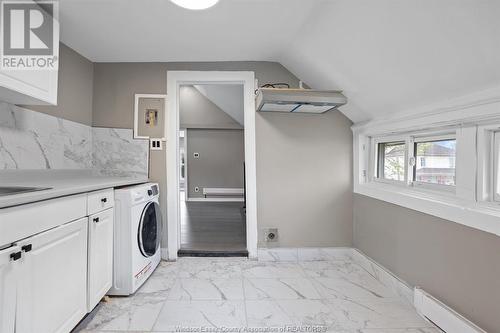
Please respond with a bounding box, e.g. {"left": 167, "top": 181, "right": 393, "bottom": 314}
{"left": 355, "top": 182, "right": 500, "bottom": 237}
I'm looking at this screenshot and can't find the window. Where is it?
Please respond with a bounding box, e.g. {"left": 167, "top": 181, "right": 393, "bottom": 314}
{"left": 414, "top": 138, "right": 456, "bottom": 186}
{"left": 377, "top": 141, "right": 406, "bottom": 181}
{"left": 357, "top": 119, "right": 500, "bottom": 237}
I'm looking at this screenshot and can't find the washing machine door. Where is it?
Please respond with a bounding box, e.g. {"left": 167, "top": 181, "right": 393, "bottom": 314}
{"left": 137, "top": 201, "right": 162, "bottom": 257}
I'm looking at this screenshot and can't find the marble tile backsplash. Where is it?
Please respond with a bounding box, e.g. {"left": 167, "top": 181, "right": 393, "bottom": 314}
{"left": 0, "top": 102, "right": 93, "bottom": 169}
{"left": 92, "top": 127, "right": 149, "bottom": 177}
{"left": 0, "top": 102, "right": 149, "bottom": 177}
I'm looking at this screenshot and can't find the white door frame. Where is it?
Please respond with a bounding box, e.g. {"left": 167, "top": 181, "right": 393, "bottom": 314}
{"left": 166, "top": 71, "right": 258, "bottom": 260}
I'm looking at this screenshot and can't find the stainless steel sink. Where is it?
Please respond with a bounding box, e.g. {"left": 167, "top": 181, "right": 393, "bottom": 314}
{"left": 0, "top": 186, "right": 52, "bottom": 196}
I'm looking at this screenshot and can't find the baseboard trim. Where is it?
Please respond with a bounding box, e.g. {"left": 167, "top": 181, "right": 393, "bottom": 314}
{"left": 414, "top": 288, "right": 486, "bottom": 333}
{"left": 257, "top": 247, "right": 353, "bottom": 262}
{"left": 350, "top": 248, "right": 414, "bottom": 306}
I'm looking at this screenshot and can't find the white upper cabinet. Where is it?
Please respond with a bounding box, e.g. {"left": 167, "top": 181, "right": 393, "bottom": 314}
{"left": 0, "top": 2, "right": 60, "bottom": 105}
{"left": 0, "top": 65, "right": 58, "bottom": 105}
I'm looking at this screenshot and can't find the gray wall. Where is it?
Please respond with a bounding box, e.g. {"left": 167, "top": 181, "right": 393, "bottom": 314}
{"left": 353, "top": 194, "right": 500, "bottom": 333}
{"left": 24, "top": 43, "right": 94, "bottom": 126}
{"left": 92, "top": 61, "right": 354, "bottom": 248}
{"left": 180, "top": 86, "right": 242, "bottom": 129}
{"left": 257, "top": 111, "right": 353, "bottom": 247}
{"left": 93, "top": 62, "right": 297, "bottom": 128}
{"left": 186, "top": 129, "right": 244, "bottom": 198}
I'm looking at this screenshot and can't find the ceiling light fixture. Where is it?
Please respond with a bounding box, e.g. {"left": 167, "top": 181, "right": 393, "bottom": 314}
{"left": 170, "top": 0, "right": 219, "bottom": 10}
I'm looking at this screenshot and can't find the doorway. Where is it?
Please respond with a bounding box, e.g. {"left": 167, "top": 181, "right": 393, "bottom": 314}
{"left": 166, "top": 71, "right": 257, "bottom": 260}
{"left": 179, "top": 84, "right": 246, "bottom": 255}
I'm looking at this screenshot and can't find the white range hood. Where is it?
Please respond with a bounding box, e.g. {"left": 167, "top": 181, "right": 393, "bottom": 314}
{"left": 256, "top": 88, "right": 347, "bottom": 114}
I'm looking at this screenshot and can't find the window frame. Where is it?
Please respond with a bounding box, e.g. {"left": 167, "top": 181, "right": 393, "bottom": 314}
{"left": 493, "top": 131, "right": 500, "bottom": 202}
{"left": 371, "top": 135, "right": 409, "bottom": 186}
{"left": 475, "top": 124, "right": 500, "bottom": 206}
{"left": 411, "top": 133, "right": 457, "bottom": 193}
{"left": 376, "top": 140, "right": 408, "bottom": 183}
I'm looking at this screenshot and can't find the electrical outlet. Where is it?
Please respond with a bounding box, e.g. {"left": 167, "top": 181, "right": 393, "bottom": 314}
{"left": 194, "top": 186, "right": 200, "bottom": 193}
{"left": 193, "top": 152, "right": 200, "bottom": 158}
{"left": 150, "top": 139, "right": 163, "bottom": 150}
{"left": 263, "top": 228, "right": 278, "bottom": 242}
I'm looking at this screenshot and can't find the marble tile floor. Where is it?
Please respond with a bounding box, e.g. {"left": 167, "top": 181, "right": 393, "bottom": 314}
{"left": 78, "top": 257, "right": 442, "bottom": 333}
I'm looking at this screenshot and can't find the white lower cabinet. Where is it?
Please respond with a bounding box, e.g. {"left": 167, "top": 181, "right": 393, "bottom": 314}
{"left": 0, "top": 189, "right": 116, "bottom": 333}
{"left": 0, "top": 245, "right": 20, "bottom": 333}
{"left": 87, "top": 208, "right": 114, "bottom": 312}
{"left": 15, "top": 217, "right": 88, "bottom": 333}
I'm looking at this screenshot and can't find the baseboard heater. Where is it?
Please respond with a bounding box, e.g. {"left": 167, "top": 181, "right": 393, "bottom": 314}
{"left": 203, "top": 188, "right": 244, "bottom": 198}
{"left": 414, "top": 288, "right": 486, "bottom": 333}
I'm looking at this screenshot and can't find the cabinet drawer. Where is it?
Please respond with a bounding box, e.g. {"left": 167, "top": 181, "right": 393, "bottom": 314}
{"left": 87, "top": 189, "right": 114, "bottom": 215}
{"left": 0, "top": 194, "right": 87, "bottom": 248}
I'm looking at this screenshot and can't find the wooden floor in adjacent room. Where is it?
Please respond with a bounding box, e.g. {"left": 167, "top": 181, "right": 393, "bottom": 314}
{"left": 180, "top": 192, "right": 246, "bottom": 253}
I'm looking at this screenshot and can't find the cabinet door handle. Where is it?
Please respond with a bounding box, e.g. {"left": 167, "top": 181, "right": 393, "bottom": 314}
{"left": 10, "top": 251, "right": 21, "bottom": 261}
{"left": 21, "top": 244, "right": 32, "bottom": 253}
{"left": 101, "top": 198, "right": 107, "bottom": 203}
{"left": 93, "top": 217, "right": 100, "bottom": 223}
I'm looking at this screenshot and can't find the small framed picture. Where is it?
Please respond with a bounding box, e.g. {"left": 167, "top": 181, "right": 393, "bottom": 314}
{"left": 145, "top": 108, "right": 158, "bottom": 126}
{"left": 134, "top": 94, "right": 167, "bottom": 140}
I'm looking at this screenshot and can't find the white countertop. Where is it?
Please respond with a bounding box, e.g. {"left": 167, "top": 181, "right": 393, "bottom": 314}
{"left": 0, "top": 170, "right": 149, "bottom": 208}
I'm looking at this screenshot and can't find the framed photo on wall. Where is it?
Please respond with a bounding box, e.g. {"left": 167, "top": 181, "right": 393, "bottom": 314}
{"left": 134, "top": 94, "right": 167, "bottom": 140}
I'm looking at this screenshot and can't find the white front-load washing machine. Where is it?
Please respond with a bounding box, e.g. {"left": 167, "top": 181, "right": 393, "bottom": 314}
{"left": 108, "top": 183, "right": 162, "bottom": 295}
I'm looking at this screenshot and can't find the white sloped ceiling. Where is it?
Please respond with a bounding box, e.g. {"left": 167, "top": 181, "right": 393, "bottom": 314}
{"left": 193, "top": 85, "right": 244, "bottom": 126}
{"left": 59, "top": 0, "right": 500, "bottom": 124}
{"left": 280, "top": 0, "right": 500, "bottom": 123}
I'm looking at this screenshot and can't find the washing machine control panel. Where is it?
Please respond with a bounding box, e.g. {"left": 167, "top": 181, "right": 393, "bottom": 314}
{"left": 150, "top": 185, "right": 159, "bottom": 196}
{"left": 129, "top": 183, "right": 160, "bottom": 204}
